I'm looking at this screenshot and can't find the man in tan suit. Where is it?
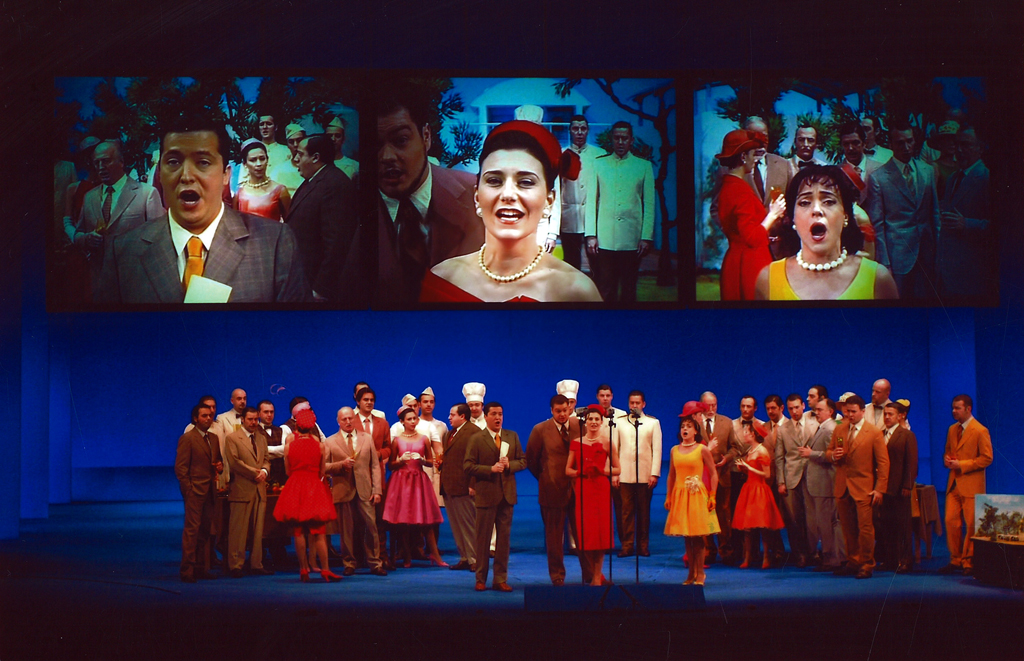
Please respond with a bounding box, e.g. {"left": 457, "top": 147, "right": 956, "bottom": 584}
{"left": 175, "top": 403, "right": 223, "bottom": 582}
{"left": 324, "top": 406, "right": 385, "bottom": 576}
{"left": 699, "top": 391, "right": 741, "bottom": 563}
{"left": 354, "top": 386, "right": 393, "bottom": 569}
{"left": 224, "top": 407, "right": 272, "bottom": 577}
{"left": 827, "top": 395, "right": 889, "bottom": 579}
{"left": 939, "top": 394, "right": 993, "bottom": 575}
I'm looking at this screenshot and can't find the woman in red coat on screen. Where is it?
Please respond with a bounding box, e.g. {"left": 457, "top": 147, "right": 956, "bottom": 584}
{"left": 716, "top": 129, "right": 787, "bottom": 300}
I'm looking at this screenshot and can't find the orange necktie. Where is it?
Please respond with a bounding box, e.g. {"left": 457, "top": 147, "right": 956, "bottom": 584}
{"left": 183, "top": 236, "right": 204, "bottom": 290}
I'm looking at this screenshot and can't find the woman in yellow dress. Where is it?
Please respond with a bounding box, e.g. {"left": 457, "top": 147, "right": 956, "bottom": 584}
{"left": 755, "top": 165, "right": 898, "bottom": 300}
{"left": 664, "top": 404, "right": 719, "bottom": 586}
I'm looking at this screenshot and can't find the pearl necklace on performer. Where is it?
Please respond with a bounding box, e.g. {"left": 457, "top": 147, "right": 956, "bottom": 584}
{"left": 478, "top": 244, "right": 543, "bottom": 283}
{"left": 400, "top": 430, "right": 418, "bottom": 437}
{"left": 796, "top": 248, "right": 847, "bottom": 272}
{"left": 248, "top": 176, "right": 271, "bottom": 189}
{"left": 680, "top": 441, "right": 697, "bottom": 447}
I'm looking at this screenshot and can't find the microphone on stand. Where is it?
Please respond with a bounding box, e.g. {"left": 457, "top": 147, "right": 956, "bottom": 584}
{"left": 629, "top": 407, "right": 644, "bottom": 421}
{"left": 574, "top": 406, "right": 590, "bottom": 418}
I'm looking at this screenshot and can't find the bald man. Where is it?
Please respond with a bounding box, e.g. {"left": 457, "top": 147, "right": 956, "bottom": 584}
{"left": 863, "top": 379, "right": 904, "bottom": 431}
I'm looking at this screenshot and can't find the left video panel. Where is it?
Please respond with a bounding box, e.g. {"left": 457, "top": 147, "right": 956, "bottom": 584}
{"left": 50, "top": 76, "right": 364, "bottom": 310}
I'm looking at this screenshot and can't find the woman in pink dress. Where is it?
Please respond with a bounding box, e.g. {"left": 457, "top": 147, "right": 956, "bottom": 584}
{"left": 234, "top": 139, "right": 291, "bottom": 222}
{"left": 565, "top": 404, "right": 620, "bottom": 585}
{"left": 732, "top": 422, "right": 785, "bottom": 569}
{"left": 273, "top": 408, "right": 339, "bottom": 582}
{"left": 383, "top": 407, "right": 447, "bottom": 568}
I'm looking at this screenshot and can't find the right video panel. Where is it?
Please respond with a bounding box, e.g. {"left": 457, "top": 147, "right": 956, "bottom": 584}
{"left": 693, "top": 75, "right": 993, "bottom": 305}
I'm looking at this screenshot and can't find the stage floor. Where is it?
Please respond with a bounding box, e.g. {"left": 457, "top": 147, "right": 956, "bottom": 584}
{"left": 1, "top": 501, "right": 1021, "bottom": 659}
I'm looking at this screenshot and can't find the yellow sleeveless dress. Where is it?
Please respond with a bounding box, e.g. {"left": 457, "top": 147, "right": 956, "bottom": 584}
{"left": 767, "top": 258, "right": 878, "bottom": 300}
{"left": 664, "top": 445, "right": 720, "bottom": 537}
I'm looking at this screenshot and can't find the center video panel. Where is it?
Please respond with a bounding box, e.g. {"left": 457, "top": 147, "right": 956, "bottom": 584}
{"left": 372, "top": 75, "right": 679, "bottom": 308}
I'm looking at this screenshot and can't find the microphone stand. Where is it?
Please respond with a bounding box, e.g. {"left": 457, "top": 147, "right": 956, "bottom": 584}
{"left": 573, "top": 406, "right": 589, "bottom": 586}
{"left": 627, "top": 410, "right": 643, "bottom": 584}
{"left": 607, "top": 408, "right": 616, "bottom": 586}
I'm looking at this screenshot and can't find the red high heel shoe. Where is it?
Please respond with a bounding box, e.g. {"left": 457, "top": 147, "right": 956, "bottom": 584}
{"left": 299, "top": 569, "right": 310, "bottom": 582}
{"left": 430, "top": 556, "right": 449, "bottom": 568}
{"left": 320, "top": 569, "right": 342, "bottom": 582}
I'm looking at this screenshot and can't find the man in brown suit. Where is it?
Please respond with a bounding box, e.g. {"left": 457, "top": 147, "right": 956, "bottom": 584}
{"left": 464, "top": 402, "right": 526, "bottom": 592}
{"left": 440, "top": 404, "right": 477, "bottom": 571}
{"left": 224, "top": 408, "right": 272, "bottom": 577}
{"left": 699, "top": 391, "right": 741, "bottom": 563}
{"left": 324, "top": 406, "right": 386, "bottom": 576}
{"left": 526, "top": 394, "right": 578, "bottom": 585}
{"left": 939, "top": 394, "right": 993, "bottom": 575}
{"left": 175, "top": 403, "right": 223, "bottom": 582}
{"left": 354, "top": 386, "right": 393, "bottom": 569}
{"left": 827, "top": 395, "right": 889, "bottom": 579}
{"left": 877, "top": 401, "right": 918, "bottom": 573}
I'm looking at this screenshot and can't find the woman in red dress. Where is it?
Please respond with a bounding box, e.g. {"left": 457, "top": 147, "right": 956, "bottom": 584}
{"left": 565, "top": 404, "right": 619, "bottom": 585}
{"left": 716, "top": 129, "right": 787, "bottom": 300}
{"left": 234, "top": 139, "right": 291, "bottom": 222}
{"left": 421, "top": 120, "right": 601, "bottom": 303}
{"left": 732, "top": 422, "right": 785, "bottom": 569}
{"left": 273, "top": 408, "right": 339, "bottom": 582}
{"left": 383, "top": 407, "right": 447, "bottom": 568}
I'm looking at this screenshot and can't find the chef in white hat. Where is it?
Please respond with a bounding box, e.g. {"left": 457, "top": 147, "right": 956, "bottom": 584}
{"left": 462, "top": 382, "right": 487, "bottom": 429}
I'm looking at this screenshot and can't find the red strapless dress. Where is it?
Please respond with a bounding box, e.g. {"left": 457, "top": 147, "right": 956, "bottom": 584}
{"left": 419, "top": 271, "right": 537, "bottom": 303}
{"left": 273, "top": 434, "right": 336, "bottom": 526}
{"left": 731, "top": 454, "right": 784, "bottom": 530}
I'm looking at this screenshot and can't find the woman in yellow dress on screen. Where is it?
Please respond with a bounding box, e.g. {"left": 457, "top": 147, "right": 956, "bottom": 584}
{"left": 664, "top": 403, "right": 720, "bottom": 586}
{"left": 755, "top": 165, "right": 899, "bottom": 301}
{"left": 420, "top": 121, "right": 602, "bottom": 303}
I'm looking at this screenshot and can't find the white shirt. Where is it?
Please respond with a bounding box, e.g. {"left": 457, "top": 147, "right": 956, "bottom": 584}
{"left": 169, "top": 203, "right": 225, "bottom": 281}
{"left": 381, "top": 165, "right": 432, "bottom": 234}
{"left": 864, "top": 144, "right": 893, "bottom": 165}
{"left": 470, "top": 415, "right": 486, "bottom": 430}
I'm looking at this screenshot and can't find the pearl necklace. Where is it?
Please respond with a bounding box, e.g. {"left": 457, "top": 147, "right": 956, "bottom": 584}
{"left": 796, "top": 248, "right": 848, "bottom": 272}
{"left": 400, "top": 431, "right": 418, "bottom": 437}
{"left": 247, "top": 177, "right": 271, "bottom": 189}
{"left": 680, "top": 441, "right": 697, "bottom": 447}
{"left": 478, "top": 244, "right": 543, "bottom": 283}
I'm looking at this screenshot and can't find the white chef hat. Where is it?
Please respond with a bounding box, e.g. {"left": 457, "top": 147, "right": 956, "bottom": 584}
{"left": 514, "top": 104, "right": 544, "bottom": 124}
{"left": 462, "top": 382, "right": 486, "bottom": 403}
{"left": 556, "top": 379, "right": 580, "bottom": 400}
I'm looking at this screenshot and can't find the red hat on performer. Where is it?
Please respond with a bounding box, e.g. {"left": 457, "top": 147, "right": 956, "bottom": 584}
{"left": 295, "top": 408, "right": 317, "bottom": 432}
{"left": 487, "top": 120, "right": 582, "bottom": 181}
{"left": 586, "top": 403, "right": 607, "bottom": 416}
{"left": 679, "top": 401, "right": 707, "bottom": 418}
{"left": 716, "top": 129, "right": 767, "bottom": 160}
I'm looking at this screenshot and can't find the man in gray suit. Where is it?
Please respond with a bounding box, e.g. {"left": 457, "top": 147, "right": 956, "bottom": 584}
{"left": 938, "top": 125, "right": 992, "bottom": 298}
{"left": 464, "top": 402, "right": 526, "bottom": 592}
{"left": 798, "top": 398, "right": 845, "bottom": 570}
{"left": 96, "top": 119, "right": 311, "bottom": 304}
{"left": 864, "top": 120, "right": 941, "bottom": 300}
{"left": 324, "top": 406, "right": 386, "bottom": 576}
{"left": 224, "top": 407, "right": 272, "bottom": 577}
{"left": 774, "top": 394, "right": 819, "bottom": 567}
{"left": 67, "top": 140, "right": 163, "bottom": 300}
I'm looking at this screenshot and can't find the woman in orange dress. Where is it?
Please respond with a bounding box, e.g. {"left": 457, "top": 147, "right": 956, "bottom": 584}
{"left": 273, "top": 408, "right": 339, "bottom": 582}
{"left": 732, "top": 422, "right": 785, "bottom": 569}
{"left": 565, "top": 405, "right": 620, "bottom": 585}
{"left": 234, "top": 138, "right": 291, "bottom": 221}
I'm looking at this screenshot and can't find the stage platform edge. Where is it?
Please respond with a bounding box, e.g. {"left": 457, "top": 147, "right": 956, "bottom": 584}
{"left": 524, "top": 584, "right": 705, "bottom": 612}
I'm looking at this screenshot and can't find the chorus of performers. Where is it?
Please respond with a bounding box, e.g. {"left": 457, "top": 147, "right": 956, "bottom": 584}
{"left": 175, "top": 378, "right": 991, "bottom": 586}
{"left": 709, "top": 114, "right": 990, "bottom": 302}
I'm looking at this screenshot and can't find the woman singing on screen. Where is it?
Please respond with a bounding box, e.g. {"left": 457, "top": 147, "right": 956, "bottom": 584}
{"left": 420, "top": 120, "right": 602, "bottom": 303}
{"left": 755, "top": 165, "right": 898, "bottom": 300}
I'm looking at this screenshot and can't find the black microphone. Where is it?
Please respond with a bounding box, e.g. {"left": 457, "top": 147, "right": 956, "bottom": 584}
{"left": 574, "top": 406, "right": 590, "bottom": 418}
{"left": 629, "top": 407, "right": 644, "bottom": 418}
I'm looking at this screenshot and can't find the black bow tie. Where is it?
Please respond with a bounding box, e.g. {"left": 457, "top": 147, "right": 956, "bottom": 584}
{"left": 798, "top": 160, "right": 815, "bottom": 169}
{"left": 864, "top": 148, "right": 875, "bottom": 155}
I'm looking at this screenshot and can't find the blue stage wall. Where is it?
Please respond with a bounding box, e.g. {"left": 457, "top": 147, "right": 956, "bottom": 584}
{"left": 50, "top": 305, "right": 981, "bottom": 502}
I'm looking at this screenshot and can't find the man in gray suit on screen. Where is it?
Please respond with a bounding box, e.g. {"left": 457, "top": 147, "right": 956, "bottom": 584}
{"left": 96, "top": 117, "right": 311, "bottom": 304}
